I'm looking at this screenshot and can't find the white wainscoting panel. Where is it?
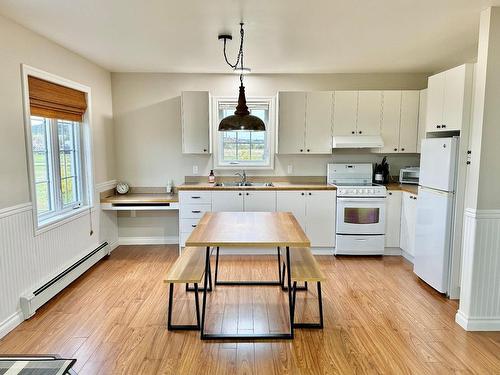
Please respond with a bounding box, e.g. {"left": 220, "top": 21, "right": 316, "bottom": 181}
{"left": 456, "top": 209, "right": 500, "bottom": 331}
{"left": 0, "top": 180, "right": 118, "bottom": 339}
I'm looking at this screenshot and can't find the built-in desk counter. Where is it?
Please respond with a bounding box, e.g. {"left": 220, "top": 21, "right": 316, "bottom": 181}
{"left": 101, "top": 192, "right": 179, "bottom": 211}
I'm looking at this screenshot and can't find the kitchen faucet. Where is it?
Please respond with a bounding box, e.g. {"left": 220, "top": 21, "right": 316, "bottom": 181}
{"left": 235, "top": 170, "right": 247, "bottom": 185}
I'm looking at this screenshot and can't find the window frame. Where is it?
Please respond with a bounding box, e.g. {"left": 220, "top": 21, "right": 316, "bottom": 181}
{"left": 212, "top": 96, "right": 276, "bottom": 170}
{"left": 21, "top": 65, "right": 94, "bottom": 234}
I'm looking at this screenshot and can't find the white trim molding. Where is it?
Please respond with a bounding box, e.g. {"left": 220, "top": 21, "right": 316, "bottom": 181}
{"left": 464, "top": 208, "right": 500, "bottom": 219}
{"left": 456, "top": 310, "right": 500, "bottom": 331}
{"left": 95, "top": 180, "right": 117, "bottom": 193}
{"left": 0, "top": 311, "right": 23, "bottom": 339}
{"left": 118, "top": 236, "right": 179, "bottom": 246}
{"left": 0, "top": 203, "right": 32, "bottom": 219}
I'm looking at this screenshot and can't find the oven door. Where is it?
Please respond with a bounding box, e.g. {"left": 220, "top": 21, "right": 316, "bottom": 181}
{"left": 336, "top": 197, "right": 386, "bottom": 235}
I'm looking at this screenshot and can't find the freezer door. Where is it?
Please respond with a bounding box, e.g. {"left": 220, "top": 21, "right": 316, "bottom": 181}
{"left": 419, "top": 137, "right": 458, "bottom": 192}
{"left": 413, "top": 187, "right": 454, "bottom": 293}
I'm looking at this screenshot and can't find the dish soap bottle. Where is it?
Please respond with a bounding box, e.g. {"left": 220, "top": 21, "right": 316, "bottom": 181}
{"left": 208, "top": 170, "right": 215, "bottom": 184}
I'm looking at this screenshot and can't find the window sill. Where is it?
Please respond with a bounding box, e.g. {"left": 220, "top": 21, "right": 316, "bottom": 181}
{"left": 34, "top": 205, "right": 93, "bottom": 236}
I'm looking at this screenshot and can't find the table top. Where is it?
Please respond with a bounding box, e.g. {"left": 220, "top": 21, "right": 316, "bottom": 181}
{"left": 185, "top": 212, "right": 310, "bottom": 248}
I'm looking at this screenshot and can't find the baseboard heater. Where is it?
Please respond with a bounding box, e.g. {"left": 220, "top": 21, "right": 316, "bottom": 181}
{"left": 20, "top": 242, "right": 110, "bottom": 319}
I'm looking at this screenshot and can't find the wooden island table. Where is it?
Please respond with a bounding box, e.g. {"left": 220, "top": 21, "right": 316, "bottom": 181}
{"left": 185, "top": 211, "right": 310, "bottom": 340}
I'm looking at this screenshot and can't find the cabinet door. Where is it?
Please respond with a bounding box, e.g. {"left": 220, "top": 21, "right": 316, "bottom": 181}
{"left": 357, "top": 91, "right": 382, "bottom": 136}
{"left": 442, "top": 65, "right": 466, "bottom": 131}
{"left": 385, "top": 191, "right": 402, "bottom": 247}
{"left": 305, "top": 191, "right": 336, "bottom": 247}
{"left": 244, "top": 191, "right": 276, "bottom": 212}
{"left": 305, "top": 92, "right": 333, "bottom": 154}
{"left": 400, "top": 192, "right": 417, "bottom": 256}
{"left": 426, "top": 72, "right": 445, "bottom": 132}
{"left": 399, "top": 91, "right": 419, "bottom": 153}
{"left": 332, "top": 91, "right": 358, "bottom": 136}
{"left": 276, "top": 191, "right": 307, "bottom": 231}
{"left": 181, "top": 91, "right": 210, "bottom": 154}
{"left": 417, "top": 89, "right": 427, "bottom": 153}
{"left": 278, "top": 92, "right": 306, "bottom": 154}
{"left": 380, "top": 91, "right": 401, "bottom": 153}
{"left": 212, "top": 191, "right": 244, "bottom": 212}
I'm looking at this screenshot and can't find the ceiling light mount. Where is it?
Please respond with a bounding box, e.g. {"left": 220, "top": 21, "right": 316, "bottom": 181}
{"left": 217, "top": 22, "right": 265, "bottom": 132}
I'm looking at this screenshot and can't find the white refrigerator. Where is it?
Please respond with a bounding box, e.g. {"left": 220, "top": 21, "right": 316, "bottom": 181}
{"left": 413, "top": 137, "right": 459, "bottom": 294}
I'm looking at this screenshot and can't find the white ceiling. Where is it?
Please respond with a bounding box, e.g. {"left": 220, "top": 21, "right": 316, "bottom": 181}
{"left": 0, "top": 0, "right": 498, "bottom": 74}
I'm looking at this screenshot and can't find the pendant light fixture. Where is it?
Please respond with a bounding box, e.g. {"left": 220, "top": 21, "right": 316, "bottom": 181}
{"left": 218, "top": 23, "right": 266, "bottom": 132}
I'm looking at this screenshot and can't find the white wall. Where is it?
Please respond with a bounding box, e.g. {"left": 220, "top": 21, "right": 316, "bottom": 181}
{"left": 111, "top": 72, "right": 427, "bottom": 241}
{"left": 0, "top": 15, "right": 118, "bottom": 337}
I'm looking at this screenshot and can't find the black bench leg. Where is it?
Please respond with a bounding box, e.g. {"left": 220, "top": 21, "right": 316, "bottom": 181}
{"left": 293, "top": 281, "right": 324, "bottom": 329}
{"left": 214, "top": 246, "right": 220, "bottom": 285}
{"left": 277, "top": 247, "right": 282, "bottom": 285}
{"left": 167, "top": 283, "right": 201, "bottom": 331}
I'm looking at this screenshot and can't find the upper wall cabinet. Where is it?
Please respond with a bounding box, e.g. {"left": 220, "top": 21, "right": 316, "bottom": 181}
{"left": 378, "top": 90, "right": 420, "bottom": 153}
{"left": 181, "top": 91, "right": 210, "bottom": 154}
{"left": 357, "top": 91, "right": 383, "bottom": 136}
{"left": 278, "top": 91, "right": 333, "bottom": 154}
{"left": 426, "top": 64, "right": 474, "bottom": 133}
{"left": 332, "top": 91, "right": 383, "bottom": 137}
{"left": 417, "top": 89, "right": 427, "bottom": 153}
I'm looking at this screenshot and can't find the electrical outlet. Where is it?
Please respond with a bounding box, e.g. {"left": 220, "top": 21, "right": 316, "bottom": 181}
{"left": 287, "top": 165, "right": 293, "bottom": 174}
{"left": 193, "top": 165, "right": 199, "bottom": 175}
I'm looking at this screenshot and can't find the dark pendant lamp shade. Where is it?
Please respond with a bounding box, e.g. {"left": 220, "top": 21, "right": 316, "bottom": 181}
{"left": 218, "top": 85, "right": 266, "bottom": 131}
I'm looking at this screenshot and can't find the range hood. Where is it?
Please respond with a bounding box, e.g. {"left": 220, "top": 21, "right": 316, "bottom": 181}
{"left": 332, "top": 135, "right": 384, "bottom": 149}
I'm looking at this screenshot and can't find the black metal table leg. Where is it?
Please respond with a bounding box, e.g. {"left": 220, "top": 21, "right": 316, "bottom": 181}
{"left": 200, "top": 246, "right": 211, "bottom": 339}
{"left": 214, "top": 246, "right": 220, "bottom": 285}
{"left": 285, "top": 246, "right": 294, "bottom": 338}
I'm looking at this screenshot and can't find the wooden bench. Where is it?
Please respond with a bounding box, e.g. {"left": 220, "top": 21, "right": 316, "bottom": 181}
{"left": 290, "top": 247, "right": 326, "bottom": 329}
{"left": 164, "top": 247, "right": 212, "bottom": 331}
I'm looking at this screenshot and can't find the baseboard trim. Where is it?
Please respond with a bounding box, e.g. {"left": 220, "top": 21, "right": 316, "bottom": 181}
{"left": 0, "top": 311, "right": 23, "bottom": 339}
{"left": 384, "top": 247, "right": 402, "bottom": 256}
{"left": 401, "top": 250, "right": 414, "bottom": 264}
{"left": 455, "top": 310, "right": 500, "bottom": 331}
{"left": 118, "top": 236, "right": 179, "bottom": 245}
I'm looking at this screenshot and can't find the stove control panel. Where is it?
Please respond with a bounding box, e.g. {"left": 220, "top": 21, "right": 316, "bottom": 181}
{"left": 336, "top": 186, "right": 387, "bottom": 197}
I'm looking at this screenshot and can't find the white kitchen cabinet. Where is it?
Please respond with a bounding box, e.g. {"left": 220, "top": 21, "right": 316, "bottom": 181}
{"left": 276, "top": 191, "right": 308, "bottom": 229}
{"left": 332, "top": 91, "right": 358, "bottom": 136}
{"left": 305, "top": 92, "right": 333, "bottom": 153}
{"left": 181, "top": 91, "right": 210, "bottom": 154}
{"left": 244, "top": 191, "right": 276, "bottom": 212}
{"left": 305, "top": 191, "right": 336, "bottom": 247}
{"left": 400, "top": 191, "right": 418, "bottom": 258}
{"left": 425, "top": 64, "right": 474, "bottom": 132}
{"left": 380, "top": 91, "right": 402, "bottom": 153}
{"left": 179, "top": 190, "right": 213, "bottom": 249}
{"left": 357, "top": 91, "right": 382, "bottom": 136}
{"left": 278, "top": 92, "right": 332, "bottom": 154}
{"left": 417, "top": 89, "right": 427, "bottom": 153}
{"left": 276, "top": 190, "right": 336, "bottom": 248}
{"left": 212, "top": 191, "right": 244, "bottom": 212}
{"left": 385, "top": 190, "right": 402, "bottom": 247}
{"left": 399, "top": 91, "right": 419, "bottom": 153}
{"left": 278, "top": 92, "right": 306, "bottom": 154}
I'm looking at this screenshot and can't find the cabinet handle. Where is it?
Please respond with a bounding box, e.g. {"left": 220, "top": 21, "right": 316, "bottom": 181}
{"left": 203, "top": 149, "right": 207, "bottom": 152}
{"left": 300, "top": 149, "right": 303, "bottom": 152}
{"left": 358, "top": 130, "right": 362, "bottom": 134}
{"left": 352, "top": 131, "right": 355, "bottom": 134}
{"left": 388, "top": 192, "right": 393, "bottom": 195}
{"left": 308, "top": 192, "right": 312, "bottom": 196}
{"left": 394, "top": 148, "right": 398, "bottom": 152}
{"left": 238, "top": 193, "right": 242, "bottom": 196}
{"left": 192, "top": 210, "right": 201, "bottom": 213}
{"left": 307, "top": 149, "right": 310, "bottom": 152}
{"left": 191, "top": 224, "right": 197, "bottom": 227}
{"left": 437, "top": 125, "right": 441, "bottom": 129}
{"left": 246, "top": 193, "right": 249, "bottom": 196}
{"left": 442, "top": 125, "right": 446, "bottom": 129}
{"left": 191, "top": 196, "right": 201, "bottom": 199}
{"left": 466, "top": 161, "right": 471, "bottom": 165}
{"left": 401, "top": 148, "right": 405, "bottom": 151}
{"left": 301, "top": 192, "right": 305, "bottom": 196}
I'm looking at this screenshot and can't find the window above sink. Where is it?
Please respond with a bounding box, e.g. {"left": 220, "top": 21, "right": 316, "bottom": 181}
{"left": 212, "top": 96, "right": 276, "bottom": 170}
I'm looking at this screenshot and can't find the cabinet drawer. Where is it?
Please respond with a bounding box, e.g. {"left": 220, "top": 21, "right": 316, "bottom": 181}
{"left": 180, "top": 218, "right": 200, "bottom": 233}
{"left": 180, "top": 204, "right": 211, "bottom": 219}
{"left": 179, "top": 191, "right": 212, "bottom": 204}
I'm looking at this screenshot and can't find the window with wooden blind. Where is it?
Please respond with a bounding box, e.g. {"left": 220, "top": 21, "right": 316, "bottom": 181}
{"left": 22, "top": 66, "right": 92, "bottom": 230}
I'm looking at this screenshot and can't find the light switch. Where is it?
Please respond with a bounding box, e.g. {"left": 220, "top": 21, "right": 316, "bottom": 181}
{"left": 287, "top": 165, "right": 293, "bottom": 174}
{"left": 193, "top": 165, "right": 199, "bottom": 175}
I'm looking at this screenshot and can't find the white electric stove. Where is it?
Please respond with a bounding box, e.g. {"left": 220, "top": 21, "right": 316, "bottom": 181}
{"left": 327, "top": 164, "right": 387, "bottom": 255}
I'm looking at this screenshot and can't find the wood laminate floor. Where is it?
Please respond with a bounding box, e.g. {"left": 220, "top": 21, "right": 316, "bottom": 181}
{"left": 0, "top": 245, "right": 499, "bottom": 375}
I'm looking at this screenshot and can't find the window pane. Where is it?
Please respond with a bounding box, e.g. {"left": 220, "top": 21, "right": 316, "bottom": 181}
{"left": 223, "top": 142, "right": 237, "bottom": 160}
{"left": 35, "top": 182, "right": 50, "bottom": 214}
{"left": 57, "top": 120, "right": 80, "bottom": 206}
{"left": 61, "top": 177, "right": 77, "bottom": 206}
{"left": 237, "top": 143, "right": 250, "bottom": 160}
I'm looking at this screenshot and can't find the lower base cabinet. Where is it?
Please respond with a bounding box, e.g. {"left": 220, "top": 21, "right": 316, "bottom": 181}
{"left": 277, "top": 190, "right": 336, "bottom": 248}
{"left": 400, "top": 191, "right": 418, "bottom": 258}
{"left": 385, "top": 191, "right": 402, "bottom": 247}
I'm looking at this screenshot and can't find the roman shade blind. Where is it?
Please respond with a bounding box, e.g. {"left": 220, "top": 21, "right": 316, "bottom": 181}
{"left": 28, "top": 76, "right": 87, "bottom": 122}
